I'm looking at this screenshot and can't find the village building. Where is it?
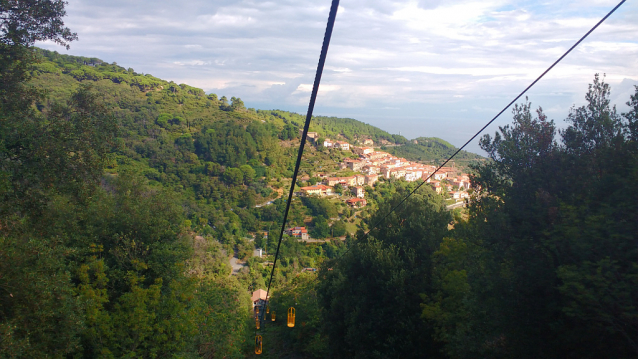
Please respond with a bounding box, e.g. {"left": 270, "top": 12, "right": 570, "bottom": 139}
{"left": 439, "top": 166, "right": 456, "bottom": 177}
{"left": 365, "top": 174, "right": 379, "bottom": 186}
{"left": 300, "top": 184, "right": 333, "bottom": 196}
{"left": 404, "top": 171, "right": 419, "bottom": 182}
{"left": 324, "top": 176, "right": 357, "bottom": 187}
{"left": 433, "top": 171, "right": 448, "bottom": 181}
{"left": 351, "top": 186, "right": 365, "bottom": 198}
{"left": 430, "top": 181, "right": 442, "bottom": 194}
{"left": 299, "top": 130, "right": 319, "bottom": 141}
{"left": 352, "top": 146, "right": 374, "bottom": 156}
{"left": 285, "top": 226, "right": 309, "bottom": 240}
{"left": 355, "top": 174, "right": 366, "bottom": 186}
{"left": 346, "top": 198, "right": 367, "bottom": 208}
{"left": 362, "top": 165, "right": 376, "bottom": 175}
{"left": 367, "top": 151, "right": 389, "bottom": 160}
{"left": 451, "top": 177, "right": 471, "bottom": 190}
{"left": 323, "top": 139, "right": 334, "bottom": 148}
{"left": 335, "top": 141, "right": 350, "bottom": 151}
{"left": 345, "top": 158, "right": 364, "bottom": 171}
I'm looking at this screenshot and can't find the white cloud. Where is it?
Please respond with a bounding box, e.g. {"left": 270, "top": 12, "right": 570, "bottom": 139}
{"left": 38, "top": 0, "right": 638, "bottom": 151}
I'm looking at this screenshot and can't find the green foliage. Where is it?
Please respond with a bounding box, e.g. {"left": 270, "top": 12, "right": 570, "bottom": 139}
{"left": 224, "top": 167, "right": 244, "bottom": 186}
{"left": 331, "top": 220, "right": 347, "bottom": 237}
{"left": 0, "top": 0, "right": 77, "bottom": 48}
{"left": 239, "top": 164, "right": 256, "bottom": 183}
{"left": 0, "top": 236, "right": 83, "bottom": 358}
{"left": 262, "top": 110, "right": 406, "bottom": 144}
{"left": 266, "top": 275, "right": 328, "bottom": 358}
{"left": 1, "top": 13, "right": 251, "bottom": 356}
{"left": 301, "top": 196, "right": 338, "bottom": 219}
{"left": 194, "top": 279, "right": 251, "bottom": 359}
{"left": 424, "top": 77, "right": 638, "bottom": 358}
{"left": 310, "top": 215, "right": 330, "bottom": 239}
{"left": 387, "top": 136, "right": 484, "bottom": 163}
{"left": 318, "top": 192, "right": 450, "bottom": 359}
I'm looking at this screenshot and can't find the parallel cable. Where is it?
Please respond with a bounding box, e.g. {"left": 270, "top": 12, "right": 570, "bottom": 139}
{"left": 323, "top": 0, "right": 626, "bottom": 266}
{"left": 263, "top": 0, "right": 340, "bottom": 312}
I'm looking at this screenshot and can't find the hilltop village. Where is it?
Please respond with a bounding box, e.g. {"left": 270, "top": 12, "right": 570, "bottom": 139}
{"left": 283, "top": 131, "right": 472, "bottom": 239}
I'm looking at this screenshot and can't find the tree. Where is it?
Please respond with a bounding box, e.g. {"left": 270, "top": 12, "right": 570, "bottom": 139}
{"left": 239, "top": 164, "right": 256, "bottom": 184}
{"left": 318, "top": 192, "right": 450, "bottom": 359}
{"left": 331, "top": 220, "right": 346, "bottom": 237}
{"left": 223, "top": 167, "right": 244, "bottom": 186}
{"left": 0, "top": 85, "right": 118, "bottom": 216}
{"left": 310, "top": 215, "right": 330, "bottom": 238}
{"left": 426, "top": 77, "right": 638, "bottom": 358}
{"left": 230, "top": 96, "right": 245, "bottom": 111}
{"left": 561, "top": 74, "right": 624, "bottom": 154}
{"left": 0, "top": 0, "right": 77, "bottom": 47}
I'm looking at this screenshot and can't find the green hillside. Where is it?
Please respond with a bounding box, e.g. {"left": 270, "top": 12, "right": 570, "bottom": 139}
{"left": 386, "top": 136, "right": 484, "bottom": 164}
{"left": 262, "top": 109, "right": 408, "bottom": 144}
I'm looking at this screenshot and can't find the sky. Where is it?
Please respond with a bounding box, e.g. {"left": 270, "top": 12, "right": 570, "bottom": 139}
{"left": 38, "top": 0, "right": 638, "bottom": 154}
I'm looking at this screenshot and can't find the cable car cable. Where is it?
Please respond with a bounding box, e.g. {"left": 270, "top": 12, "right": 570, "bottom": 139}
{"left": 263, "top": 0, "right": 340, "bottom": 320}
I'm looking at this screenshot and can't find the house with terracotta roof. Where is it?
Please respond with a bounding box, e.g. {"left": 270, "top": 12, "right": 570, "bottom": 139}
{"left": 300, "top": 184, "right": 333, "bottom": 196}
{"left": 335, "top": 141, "right": 350, "bottom": 151}
{"left": 365, "top": 174, "right": 378, "bottom": 186}
{"left": 285, "top": 226, "right": 309, "bottom": 240}
{"left": 346, "top": 198, "right": 367, "bottom": 208}
{"left": 351, "top": 186, "right": 365, "bottom": 198}
{"left": 345, "top": 158, "right": 364, "bottom": 171}
{"left": 299, "top": 130, "right": 319, "bottom": 141}
{"left": 352, "top": 146, "right": 374, "bottom": 156}
{"left": 323, "top": 176, "right": 357, "bottom": 187}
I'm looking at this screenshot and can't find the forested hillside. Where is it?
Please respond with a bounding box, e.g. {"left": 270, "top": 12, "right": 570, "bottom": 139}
{"left": 262, "top": 109, "right": 408, "bottom": 144}
{"left": 28, "top": 48, "right": 402, "bottom": 242}
{"left": 2, "top": 2, "right": 636, "bottom": 358}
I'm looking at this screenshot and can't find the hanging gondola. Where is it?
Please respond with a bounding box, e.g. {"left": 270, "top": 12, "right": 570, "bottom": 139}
{"left": 271, "top": 311, "right": 276, "bottom": 322}
{"left": 256, "top": 316, "right": 260, "bottom": 330}
{"left": 255, "top": 335, "right": 263, "bottom": 355}
{"left": 287, "top": 307, "right": 295, "bottom": 327}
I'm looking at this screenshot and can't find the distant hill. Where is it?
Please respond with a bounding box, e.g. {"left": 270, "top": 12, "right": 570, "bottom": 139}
{"left": 385, "top": 137, "right": 484, "bottom": 164}
{"left": 29, "top": 48, "right": 482, "bottom": 202}
{"left": 261, "top": 110, "right": 408, "bottom": 145}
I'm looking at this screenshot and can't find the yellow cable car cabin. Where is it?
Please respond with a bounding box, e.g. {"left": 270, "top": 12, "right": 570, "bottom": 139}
{"left": 266, "top": 306, "right": 270, "bottom": 314}
{"left": 256, "top": 306, "right": 260, "bottom": 315}
{"left": 271, "top": 311, "right": 276, "bottom": 322}
{"left": 255, "top": 335, "right": 263, "bottom": 355}
{"left": 256, "top": 316, "right": 260, "bottom": 329}
{"left": 287, "top": 307, "right": 295, "bottom": 328}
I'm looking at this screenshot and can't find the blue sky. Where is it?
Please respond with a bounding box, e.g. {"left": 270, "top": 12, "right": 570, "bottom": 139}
{"left": 39, "top": 0, "right": 638, "bottom": 154}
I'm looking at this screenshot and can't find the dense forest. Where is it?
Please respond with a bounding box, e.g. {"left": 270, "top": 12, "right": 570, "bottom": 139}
{"left": 1, "top": 2, "right": 637, "bottom": 358}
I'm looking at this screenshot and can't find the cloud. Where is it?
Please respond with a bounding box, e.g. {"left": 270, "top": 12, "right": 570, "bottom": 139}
{"left": 38, "top": 0, "right": 638, "bottom": 149}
